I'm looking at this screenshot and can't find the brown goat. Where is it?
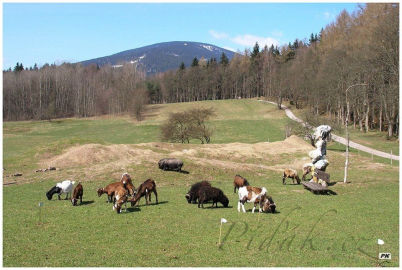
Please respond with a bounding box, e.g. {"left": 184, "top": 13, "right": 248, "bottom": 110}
{"left": 302, "top": 163, "right": 313, "bottom": 181}
{"left": 97, "top": 182, "right": 128, "bottom": 203}
{"left": 71, "top": 182, "right": 83, "bottom": 206}
{"left": 233, "top": 174, "right": 250, "bottom": 193}
{"left": 129, "top": 179, "right": 158, "bottom": 206}
{"left": 121, "top": 173, "right": 135, "bottom": 196}
{"left": 113, "top": 185, "right": 129, "bottom": 214}
{"left": 97, "top": 182, "right": 121, "bottom": 203}
{"left": 282, "top": 168, "right": 301, "bottom": 184}
{"left": 97, "top": 173, "right": 134, "bottom": 203}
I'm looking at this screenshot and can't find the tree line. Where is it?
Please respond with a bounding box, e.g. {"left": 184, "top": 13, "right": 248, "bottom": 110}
{"left": 3, "top": 4, "right": 398, "bottom": 138}
{"left": 146, "top": 3, "right": 398, "bottom": 138}
{"left": 3, "top": 62, "right": 146, "bottom": 121}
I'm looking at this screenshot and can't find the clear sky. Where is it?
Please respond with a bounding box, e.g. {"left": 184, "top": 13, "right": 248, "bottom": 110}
{"left": 3, "top": 2, "right": 359, "bottom": 70}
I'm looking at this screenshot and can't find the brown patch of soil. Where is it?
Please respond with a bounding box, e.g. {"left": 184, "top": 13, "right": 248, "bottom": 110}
{"left": 38, "top": 136, "right": 315, "bottom": 179}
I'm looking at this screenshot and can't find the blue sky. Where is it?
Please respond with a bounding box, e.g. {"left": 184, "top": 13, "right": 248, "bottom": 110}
{"left": 3, "top": 3, "right": 359, "bottom": 70}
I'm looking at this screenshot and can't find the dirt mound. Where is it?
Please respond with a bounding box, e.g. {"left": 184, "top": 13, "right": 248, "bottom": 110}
{"left": 170, "top": 135, "right": 313, "bottom": 160}
{"left": 41, "top": 144, "right": 159, "bottom": 168}
{"left": 41, "top": 136, "right": 315, "bottom": 175}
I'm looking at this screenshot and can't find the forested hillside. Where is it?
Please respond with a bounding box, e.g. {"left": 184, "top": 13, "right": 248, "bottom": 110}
{"left": 148, "top": 4, "right": 398, "bottom": 138}
{"left": 3, "top": 4, "right": 398, "bottom": 137}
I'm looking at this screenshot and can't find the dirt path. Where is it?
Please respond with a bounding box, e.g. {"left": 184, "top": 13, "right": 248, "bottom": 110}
{"left": 258, "top": 100, "right": 399, "bottom": 161}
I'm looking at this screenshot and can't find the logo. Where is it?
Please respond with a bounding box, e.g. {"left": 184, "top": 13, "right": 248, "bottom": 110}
{"left": 379, "top": 253, "right": 391, "bottom": 260}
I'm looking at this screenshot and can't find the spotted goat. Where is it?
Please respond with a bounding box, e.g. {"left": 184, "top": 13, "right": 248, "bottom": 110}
{"left": 237, "top": 186, "right": 276, "bottom": 213}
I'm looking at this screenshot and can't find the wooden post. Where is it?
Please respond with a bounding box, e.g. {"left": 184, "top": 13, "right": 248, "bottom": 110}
{"left": 344, "top": 95, "right": 350, "bottom": 183}
{"left": 218, "top": 222, "right": 223, "bottom": 246}
{"left": 38, "top": 202, "right": 43, "bottom": 224}
{"left": 343, "top": 84, "right": 367, "bottom": 184}
{"left": 377, "top": 244, "right": 379, "bottom": 266}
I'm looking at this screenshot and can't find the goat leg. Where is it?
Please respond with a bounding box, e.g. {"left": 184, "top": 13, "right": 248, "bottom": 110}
{"left": 154, "top": 190, "right": 158, "bottom": 204}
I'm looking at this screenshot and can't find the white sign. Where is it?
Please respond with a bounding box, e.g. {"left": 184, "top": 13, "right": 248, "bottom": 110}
{"left": 379, "top": 253, "right": 391, "bottom": 260}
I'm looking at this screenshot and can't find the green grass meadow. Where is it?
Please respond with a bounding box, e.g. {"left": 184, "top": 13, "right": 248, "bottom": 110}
{"left": 3, "top": 99, "right": 399, "bottom": 267}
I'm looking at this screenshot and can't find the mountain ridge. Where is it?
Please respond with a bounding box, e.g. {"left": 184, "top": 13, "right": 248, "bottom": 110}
{"left": 79, "top": 41, "right": 237, "bottom": 75}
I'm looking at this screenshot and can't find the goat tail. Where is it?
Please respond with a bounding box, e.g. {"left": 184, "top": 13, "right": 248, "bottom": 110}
{"left": 261, "top": 187, "right": 267, "bottom": 196}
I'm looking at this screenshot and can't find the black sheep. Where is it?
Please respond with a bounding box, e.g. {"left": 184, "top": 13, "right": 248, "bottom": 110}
{"left": 46, "top": 186, "right": 62, "bottom": 200}
{"left": 185, "top": 181, "right": 211, "bottom": 204}
{"left": 197, "top": 186, "right": 229, "bottom": 208}
{"left": 158, "top": 158, "right": 183, "bottom": 172}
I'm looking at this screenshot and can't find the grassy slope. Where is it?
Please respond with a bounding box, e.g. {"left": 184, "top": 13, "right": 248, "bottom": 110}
{"left": 3, "top": 99, "right": 399, "bottom": 267}
{"left": 3, "top": 99, "right": 287, "bottom": 173}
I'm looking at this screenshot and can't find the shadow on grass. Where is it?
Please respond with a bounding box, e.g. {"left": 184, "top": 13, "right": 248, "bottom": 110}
{"left": 199, "top": 205, "right": 234, "bottom": 209}
{"left": 159, "top": 169, "right": 190, "bottom": 174}
{"left": 132, "top": 201, "right": 169, "bottom": 207}
{"left": 79, "top": 200, "right": 95, "bottom": 205}
{"left": 124, "top": 207, "right": 141, "bottom": 213}
{"left": 245, "top": 209, "right": 281, "bottom": 214}
{"left": 311, "top": 190, "right": 337, "bottom": 196}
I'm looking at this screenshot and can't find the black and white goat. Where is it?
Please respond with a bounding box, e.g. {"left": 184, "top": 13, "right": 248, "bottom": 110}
{"left": 46, "top": 180, "right": 75, "bottom": 200}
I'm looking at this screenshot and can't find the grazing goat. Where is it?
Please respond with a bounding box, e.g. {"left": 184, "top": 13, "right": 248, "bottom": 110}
{"left": 185, "top": 181, "right": 211, "bottom": 204}
{"left": 129, "top": 179, "right": 158, "bottom": 206}
{"left": 71, "top": 182, "right": 83, "bottom": 206}
{"left": 302, "top": 163, "right": 313, "bottom": 181}
{"left": 120, "top": 173, "right": 135, "bottom": 196}
{"left": 113, "top": 185, "right": 129, "bottom": 214}
{"left": 46, "top": 180, "right": 75, "bottom": 200}
{"left": 197, "top": 186, "right": 229, "bottom": 208}
{"left": 46, "top": 186, "right": 62, "bottom": 200}
{"left": 97, "top": 182, "right": 123, "bottom": 203}
{"left": 282, "top": 168, "right": 301, "bottom": 185}
{"left": 97, "top": 174, "right": 134, "bottom": 203}
{"left": 158, "top": 158, "right": 183, "bottom": 172}
{"left": 238, "top": 186, "right": 276, "bottom": 213}
{"left": 233, "top": 174, "right": 250, "bottom": 193}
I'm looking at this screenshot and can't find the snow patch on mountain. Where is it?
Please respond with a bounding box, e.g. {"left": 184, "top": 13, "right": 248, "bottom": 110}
{"left": 201, "top": 45, "right": 214, "bottom": 51}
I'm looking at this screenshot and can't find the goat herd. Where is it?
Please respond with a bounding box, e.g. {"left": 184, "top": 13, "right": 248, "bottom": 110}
{"left": 45, "top": 158, "right": 311, "bottom": 214}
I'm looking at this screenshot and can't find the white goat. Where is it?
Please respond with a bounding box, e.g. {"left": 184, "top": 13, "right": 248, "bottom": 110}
{"left": 56, "top": 180, "right": 75, "bottom": 200}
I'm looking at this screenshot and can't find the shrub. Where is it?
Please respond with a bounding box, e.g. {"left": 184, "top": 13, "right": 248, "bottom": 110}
{"left": 160, "top": 107, "right": 215, "bottom": 144}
